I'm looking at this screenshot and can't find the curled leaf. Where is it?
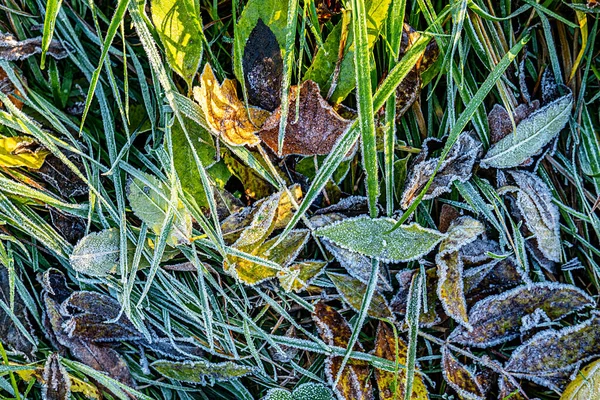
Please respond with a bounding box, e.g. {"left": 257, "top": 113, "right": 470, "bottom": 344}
{"left": 401, "top": 131, "right": 482, "bottom": 209}
{"left": 316, "top": 216, "right": 445, "bottom": 263}
{"left": 151, "top": 359, "right": 255, "bottom": 385}
{"left": 0, "top": 32, "right": 71, "bottom": 61}
{"left": 327, "top": 272, "right": 393, "bottom": 320}
{"left": 449, "top": 283, "right": 595, "bottom": 348}
{"left": 194, "top": 64, "right": 269, "bottom": 147}
{"left": 42, "top": 353, "right": 71, "bottom": 400}
{"left": 0, "top": 135, "right": 49, "bottom": 169}
{"left": 259, "top": 80, "right": 352, "bottom": 156}
{"left": 441, "top": 347, "right": 489, "bottom": 400}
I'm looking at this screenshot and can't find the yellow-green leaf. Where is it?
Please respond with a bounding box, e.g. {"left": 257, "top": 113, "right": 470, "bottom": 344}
{"left": 561, "top": 358, "right": 600, "bottom": 400}
{"left": 0, "top": 136, "right": 49, "bottom": 169}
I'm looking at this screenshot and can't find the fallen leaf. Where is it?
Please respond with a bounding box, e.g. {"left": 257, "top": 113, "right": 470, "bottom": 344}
{"left": 37, "top": 151, "right": 88, "bottom": 198}
{"left": 263, "top": 383, "right": 335, "bottom": 400}
{"left": 49, "top": 208, "right": 85, "bottom": 244}
{"left": 449, "top": 283, "right": 595, "bottom": 348}
{"left": 0, "top": 67, "right": 24, "bottom": 109}
{"left": 259, "top": 80, "right": 353, "bottom": 156}
{"left": 0, "top": 32, "right": 71, "bottom": 61}
{"left": 242, "top": 19, "right": 283, "bottom": 111}
{"left": 436, "top": 216, "right": 485, "bottom": 329}
{"left": 487, "top": 102, "right": 540, "bottom": 144}
{"left": 223, "top": 151, "right": 273, "bottom": 200}
{"left": 505, "top": 315, "right": 600, "bottom": 391}
{"left": 441, "top": 347, "right": 489, "bottom": 400}
{"left": 390, "top": 268, "right": 440, "bottom": 327}
{"left": 400, "top": 131, "right": 482, "bottom": 209}
{"left": 0, "top": 135, "right": 49, "bottom": 169}
{"left": 278, "top": 260, "right": 326, "bottom": 292}
{"left": 312, "top": 301, "right": 373, "bottom": 400}
{"left": 70, "top": 228, "right": 119, "bottom": 277}
{"left": 315, "top": 215, "right": 446, "bottom": 263}
{"left": 194, "top": 64, "right": 270, "bottom": 147}
{"left": 42, "top": 353, "right": 71, "bottom": 400}
{"left": 497, "top": 375, "right": 526, "bottom": 400}
{"left": 327, "top": 272, "right": 393, "bottom": 319}
{"left": 151, "top": 359, "right": 255, "bottom": 385}
{"left": 127, "top": 171, "right": 192, "bottom": 246}
{"left": 0, "top": 267, "right": 36, "bottom": 356}
{"left": 481, "top": 90, "right": 573, "bottom": 169}
{"left": 151, "top": 0, "right": 203, "bottom": 87}
{"left": 373, "top": 322, "right": 429, "bottom": 400}
{"left": 561, "top": 358, "right": 600, "bottom": 400}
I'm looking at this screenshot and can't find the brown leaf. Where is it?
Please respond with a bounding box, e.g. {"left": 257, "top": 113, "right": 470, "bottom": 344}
{"left": 448, "top": 283, "right": 595, "bottom": 348}
{"left": 374, "top": 322, "right": 429, "bottom": 400}
{"left": 49, "top": 208, "right": 86, "bottom": 244}
{"left": 0, "top": 267, "right": 36, "bottom": 356}
{"left": 390, "top": 268, "right": 440, "bottom": 327}
{"left": 194, "top": 64, "right": 270, "bottom": 147}
{"left": 312, "top": 301, "right": 373, "bottom": 400}
{"left": 505, "top": 315, "right": 600, "bottom": 391}
{"left": 259, "top": 80, "right": 353, "bottom": 156}
{"left": 441, "top": 347, "right": 489, "bottom": 400}
{"left": 242, "top": 19, "right": 283, "bottom": 111}
{"left": 0, "top": 32, "right": 71, "bottom": 61}
{"left": 327, "top": 272, "right": 394, "bottom": 320}
{"left": 42, "top": 353, "right": 71, "bottom": 400}
{"left": 37, "top": 152, "right": 88, "bottom": 198}
{"left": 400, "top": 131, "right": 482, "bottom": 209}
{"left": 497, "top": 375, "right": 526, "bottom": 400}
{"left": 316, "top": 0, "right": 343, "bottom": 22}
{"left": 487, "top": 101, "right": 540, "bottom": 144}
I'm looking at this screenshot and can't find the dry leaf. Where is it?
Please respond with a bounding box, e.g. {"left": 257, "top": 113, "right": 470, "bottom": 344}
{"left": 373, "top": 322, "right": 429, "bottom": 400}
{"left": 0, "top": 67, "right": 24, "bottom": 109}
{"left": 259, "top": 80, "right": 353, "bottom": 156}
{"left": 0, "top": 136, "right": 49, "bottom": 169}
{"left": 441, "top": 347, "right": 489, "bottom": 400}
{"left": 561, "top": 358, "right": 600, "bottom": 400}
{"left": 390, "top": 268, "right": 440, "bottom": 327}
{"left": 449, "top": 283, "right": 595, "bottom": 348}
{"left": 0, "top": 267, "right": 36, "bottom": 356}
{"left": 278, "top": 260, "right": 326, "bottom": 292}
{"left": 316, "top": 0, "right": 343, "bottom": 22}
{"left": 37, "top": 151, "right": 88, "bottom": 198}
{"left": 327, "top": 272, "right": 394, "bottom": 320}
{"left": 401, "top": 131, "right": 482, "bottom": 209}
{"left": 312, "top": 301, "right": 374, "bottom": 400}
{"left": 0, "top": 32, "right": 71, "bottom": 61}
{"left": 42, "top": 353, "right": 71, "bottom": 400}
{"left": 242, "top": 19, "right": 283, "bottom": 111}
{"left": 194, "top": 64, "right": 270, "bottom": 147}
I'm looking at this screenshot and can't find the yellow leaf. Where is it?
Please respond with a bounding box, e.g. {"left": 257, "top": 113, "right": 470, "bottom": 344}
{"left": 194, "top": 64, "right": 270, "bottom": 147}
{"left": 0, "top": 136, "right": 49, "bottom": 169}
{"left": 561, "top": 358, "right": 600, "bottom": 400}
{"left": 14, "top": 366, "right": 101, "bottom": 399}
{"left": 278, "top": 260, "right": 326, "bottom": 292}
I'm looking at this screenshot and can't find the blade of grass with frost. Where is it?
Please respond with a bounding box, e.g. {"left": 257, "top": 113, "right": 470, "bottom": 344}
{"left": 40, "top": 0, "right": 62, "bottom": 69}
{"left": 392, "top": 35, "right": 529, "bottom": 229}
{"left": 404, "top": 269, "right": 423, "bottom": 400}
{"left": 79, "top": 0, "right": 129, "bottom": 132}
{"left": 444, "top": 0, "right": 467, "bottom": 133}
{"left": 384, "top": 0, "right": 406, "bottom": 216}
{"left": 334, "top": 258, "right": 379, "bottom": 386}
{"left": 277, "top": 0, "right": 299, "bottom": 155}
{"left": 539, "top": 12, "right": 563, "bottom": 85}
{"left": 352, "top": 0, "right": 379, "bottom": 217}
{"left": 128, "top": 3, "right": 224, "bottom": 249}
{"left": 190, "top": 243, "right": 215, "bottom": 352}
{"left": 275, "top": 34, "right": 432, "bottom": 246}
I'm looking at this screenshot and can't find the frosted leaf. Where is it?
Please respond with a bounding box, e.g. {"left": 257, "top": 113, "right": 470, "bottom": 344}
{"left": 314, "top": 196, "right": 369, "bottom": 216}
{"left": 309, "top": 213, "right": 345, "bottom": 229}
{"left": 323, "top": 238, "right": 392, "bottom": 292}
{"left": 373, "top": 322, "right": 429, "bottom": 400}
{"left": 448, "top": 283, "right": 595, "bottom": 348}
{"left": 311, "top": 302, "right": 373, "bottom": 400}
{"left": 400, "top": 131, "right": 482, "bottom": 209}
{"left": 42, "top": 353, "right": 70, "bottom": 400}
{"left": 561, "top": 358, "right": 600, "bottom": 400}
{"left": 463, "top": 256, "right": 522, "bottom": 299}
{"left": 268, "top": 326, "right": 298, "bottom": 363}
{"left": 233, "top": 190, "right": 282, "bottom": 251}
{"left": 127, "top": 171, "right": 192, "bottom": 246}
{"left": 508, "top": 170, "right": 561, "bottom": 262}
{"left": 436, "top": 216, "right": 485, "bottom": 329}
{"left": 480, "top": 90, "right": 573, "bottom": 169}
{"left": 315, "top": 215, "right": 445, "bottom": 263}
{"left": 278, "top": 260, "right": 326, "bottom": 292}
{"left": 390, "top": 268, "right": 440, "bottom": 327}
{"left": 70, "top": 228, "right": 119, "bottom": 277}
{"left": 262, "top": 389, "right": 293, "bottom": 400}
{"left": 292, "top": 383, "right": 335, "bottom": 400}
{"left": 0, "top": 32, "right": 71, "bottom": 61}
{"left": 151, "top": 359, "right": 255, "bottom": 385}
{"left": 327, "top": 272, "right": 394, "bottom": 320}
{"left": 441, "top": 347, "right": 488, "bottom": 400}
{"left": 505, "top": 315, "right": 600, "bottom": 391}
{"left": 497, "top": 375, "right": 526, "bottom": 400}
{"left": 520, "top": 308, "right": 552, "bottom": 335}
{"left": 487, "top": 101, "right": 539, "bottom": 144}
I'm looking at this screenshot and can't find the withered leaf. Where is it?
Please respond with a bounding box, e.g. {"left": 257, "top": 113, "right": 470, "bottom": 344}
{"left": 327, "top": 272, "right": 394, "bottom": 320}
{"left": 374, "top": 322, "right": 429, "bottom": 400}
{"left": 0, "top": 67, "right": 24, "bottom": 109}
{"left": 37, "top": 152, "right": 88, "bottom": 198}
{"left": 312, "top": 301, "right": 374, "bottom": 400}
{"left": 498, "top": 375, "right": 526, "bottom": 400}
{"left": 242, "top": 19, "right": 283, "bottom": 111}
{"left": 278, "top": 260, "right": 326, "bottom": 292}
{"left": 222, "top": 152, "right": 273, "bottom": 200}
{"left": 151, "top": 359, "right": 255, "bottom": 385}
{"left": 42, "top": 353, "right": 71, "bottom": 400}
{"left": 0, "top": 32, "right": 71, "bottom": 61}
{"left": 401, "top": 131, "right": 482, "bottom": 209}
{"left": 449, "top": 283, "right": 595, "bottom": 348}
{"left": 507, "top": 170, "right": 561, "bottom": 264}
{"left": 436, "top": 216, "right": 485, "bottom": 329}
{"left": 505, "top": 315, "right": 600, "bottom": 391}
{"left": 390, "top": 268, "right": 440, "bottom": 327}
{"left": 316, "top": 0, "right": 343, "bottom": 22}
{"left": 194, "top": 64, "right": 270, "bottom": 147}
{"left": 0, "top": 267, "right": 35, "bottom": 356}
{"left": 561, "top": 358, "right": 600, "bottom": 400}
{"left": 259, "top": 80, "right": 353, "bottom": 156}
{"left": 441, "top": 347, "right": 489, "bottom": 400}
{"left": 49, "top": 208, "right": 85, "bottom": 244}
{"left": 0, "top": 135, "right": 50, "bottom": 169}
{"left": 487, "top": 102, "right": 539, "bottom": 144}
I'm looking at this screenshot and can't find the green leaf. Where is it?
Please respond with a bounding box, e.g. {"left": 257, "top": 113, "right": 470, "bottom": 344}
{"left": 70, "top": 228, "right": 119, "bottom": 277}
{"left": 263, "top": 389, "right": 292, "bottom": 400}
{"left": 151, "top": 0, "right": 204, "bottom": 87}
{"left": 303, "top": 0, "right": 392, "bottom": 103}
{"left": 328, "top": 272, "right": 393, "bottom": 319}
{"left": 292, "top": 383, "right": 334, "bottom": 400}
{"left": 481, "top": 92, "right": 573, "bottom": 169}
{"left": 126, "top": 171, "right": 192, "bottom": 246}
{"left": 316, "top": 216, "right": 445, "bottom": 262}
{"left": 151, "top": 359, "right": 255, "bottom": 385}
